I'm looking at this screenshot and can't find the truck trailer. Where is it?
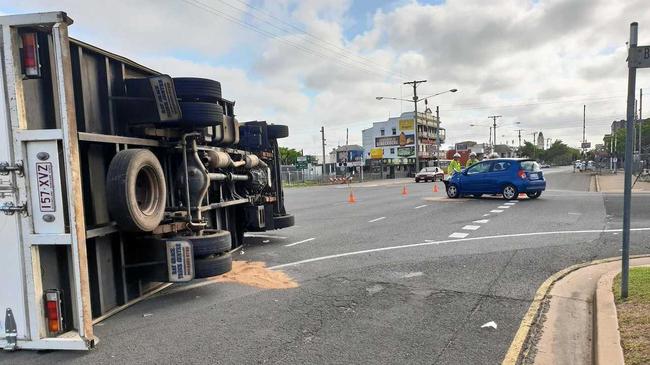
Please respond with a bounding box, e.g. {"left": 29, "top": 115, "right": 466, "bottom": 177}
{"left": 0, "top": 11, "right": 293, "bottom": 350}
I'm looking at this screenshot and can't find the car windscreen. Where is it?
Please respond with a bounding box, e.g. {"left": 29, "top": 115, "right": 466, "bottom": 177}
{"left": 520, "top": 161, "right": 541, "bottom": 172}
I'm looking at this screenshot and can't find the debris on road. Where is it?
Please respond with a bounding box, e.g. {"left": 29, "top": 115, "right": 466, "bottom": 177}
{"left": 212, "top": 261, "right": 298, "bottom": 289}
{"left": 481, "top": 321, "right": 497, "bottom": 329}
{"left": 143, "top": 313, "right": 153, "bottom": 318}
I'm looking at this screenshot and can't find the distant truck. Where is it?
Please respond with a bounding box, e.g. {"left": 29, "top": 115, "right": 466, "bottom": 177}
{"left": 0, "top": 11, "right": 293, "bottom": 350}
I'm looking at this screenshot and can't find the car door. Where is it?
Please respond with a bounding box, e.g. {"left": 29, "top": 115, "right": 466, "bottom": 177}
{"left": 460, "top": 161, "right": 493, "bottom": 193}
{"left": 484, "top": 160, "right": 513, "bottom": 193}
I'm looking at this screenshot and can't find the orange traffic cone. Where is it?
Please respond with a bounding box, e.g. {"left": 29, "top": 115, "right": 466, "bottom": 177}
{"left": 433, "top": 183, "right": 439, "bottom": 193}
{"left": 348, "top": 190, "right": 356, "bottom": 203}
{"left": 402, "top": 185, "right": 408, "bottom": 196}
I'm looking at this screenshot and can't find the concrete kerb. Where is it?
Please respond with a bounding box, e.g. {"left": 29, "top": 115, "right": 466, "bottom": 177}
{"left": 593, "top": 269, "right": 625, "bottom": 365}
{"left": 595, "top": 174, "right": 601, "bottom": 192}
{"left": 501, "top": 254, "right": 650, "bottom": 365}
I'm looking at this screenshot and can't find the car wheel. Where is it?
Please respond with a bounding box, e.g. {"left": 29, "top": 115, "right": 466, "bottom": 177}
{"left": 173, "top": 77, "right": 222, "bottom": 101}
{"left": 180, "top": 229, "right": 232, "bottom": 257}
{"left": 526, "top": 191, "right": 542, "bottom": 199}
{"left": 106, "top": 149, "right": 167, "bottom": 232}
{"left": 415, "top": 178, "right": 420, "bottom": 183}
{"left": 502, "top": 184, "right": 518, "bottom": 200}
{"left": 267, "top": 124, "right": 289, "bottom": 139}
{"left": 194, "top": 253, "right": 233, "bottom": 278}
{"left": 447, "top": 184, "right": 460, "bottom": 199}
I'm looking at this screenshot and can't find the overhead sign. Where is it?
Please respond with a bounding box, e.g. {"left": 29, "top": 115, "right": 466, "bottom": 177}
{"left": 629, "top": 46, "right": 650, "bottom": 68}
{"left": 399, "top": 119, "right": 414, "bottom": 131}
{"left": 370, "top": 148, "right": 383, "bottom": 159}
{"left": 581, "top": 142, "right": 591, "bottom": 149}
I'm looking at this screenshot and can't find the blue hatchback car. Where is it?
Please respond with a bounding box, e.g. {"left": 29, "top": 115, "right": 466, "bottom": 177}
{"left": 444, "top": 158, "right": 546, "bottom": 200}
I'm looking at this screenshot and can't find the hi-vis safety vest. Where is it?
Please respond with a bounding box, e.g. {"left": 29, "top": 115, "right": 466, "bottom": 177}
{"left": 466, "top": 158, "right": 479, "bottom": 167}
{"left": 448, "top": 160, "right": 462, "bottom": 175}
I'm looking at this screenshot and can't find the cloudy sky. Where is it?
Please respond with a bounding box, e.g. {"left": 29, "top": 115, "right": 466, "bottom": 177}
{"left": 2, "top": 0, "right": 649, "bottom": 154}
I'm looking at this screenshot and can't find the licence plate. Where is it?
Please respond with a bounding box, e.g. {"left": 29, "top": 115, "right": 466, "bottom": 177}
{"left": 529, "top": 173, "right": 539, "bottom": 180}
{"left": 36, "top": 162, "right": 55, "bottom": 212}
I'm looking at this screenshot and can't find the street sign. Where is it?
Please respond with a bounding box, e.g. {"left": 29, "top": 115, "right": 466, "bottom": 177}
{"left": 629, "top": 45, "right": 650, "bottom": 68}
{"left": 581, "top": 142, "right": 591, "bottom": 149}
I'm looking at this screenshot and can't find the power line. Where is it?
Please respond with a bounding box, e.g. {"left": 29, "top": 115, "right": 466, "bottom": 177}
{"left": 443, "top": 95, "right": 624, "bottom": 112}
{"left": 223, "top": 0, "right": 409, "bottom": 80}
{"left": 181, "top": 0, "right": 402, "bottom": 80}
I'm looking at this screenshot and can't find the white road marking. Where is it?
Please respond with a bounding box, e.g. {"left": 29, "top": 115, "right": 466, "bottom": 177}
{"left": 568, "top": 212, "right": 581, "bottom": 215}
{"left": 483, "top": 214, "right": 490, "bottom": 217}
{"left": 490, "top": 209, "right": 504, "bottom": 213}
{"left": 473, "top": 219, "right": 490, "bottom": 224}
{"left": 504, "top": 203, "right": 516, "bottom": 206}
{"left": 508, "top": 200, "right": 518, "bottom": 203}
{"left": 401, "top": 272, "right": 424, "bottom": 278}
{"left": 284, "top": 237, "right": 316, "bottom": 247}
{"left": 449, "top": 232, "right": 469, "bottom": 238}
{"left": 414, "top": 205, "right": 428, "bottom": 209}
{"left": 369, "top": 217, "right": 386, "bottom": 223}
{"left": 463, "top": 225, "right": 481, "bottom": 231}
{"left": 269, "top": 227, "right": 650, "bottom": 270}
{"left": 498, "top": 206, "right": 510, "bottom": 209}
{"left": 245, "top": 234, "right": 288, "bottom": 239}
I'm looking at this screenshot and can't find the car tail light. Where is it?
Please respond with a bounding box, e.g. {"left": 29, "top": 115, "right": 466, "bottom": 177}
{"left": 518, "top": 169, "right": 527, "bottom": 179}
{"left": 21, "top": 32, "right": 41, "bottom": 77}
{"left": 44, "top": 290, "right": 63, "bottom": 335}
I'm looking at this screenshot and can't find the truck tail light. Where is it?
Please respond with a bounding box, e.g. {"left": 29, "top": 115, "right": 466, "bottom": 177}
{"left": 44, "top": 290, "right": 63, "bottom": 335}
{"left": 21, "top": 32, "right": 41, "bottom": 77}
{"left": 518, "top": 169, "right": 527, "bottom": 179}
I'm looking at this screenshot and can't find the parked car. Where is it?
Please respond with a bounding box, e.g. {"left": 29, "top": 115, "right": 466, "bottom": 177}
{"left": 415, "top": 167, "right": 445, "bottom": 182}
{"left": 443, "top": 159, "right": 546, "bottom": 200}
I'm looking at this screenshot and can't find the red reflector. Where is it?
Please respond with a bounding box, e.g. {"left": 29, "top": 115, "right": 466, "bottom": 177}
{"left": 518, "top": 170, "right": 526, "bottom": 179}
{"left": 21, "top": 32, "right": 40, "bottom": 77}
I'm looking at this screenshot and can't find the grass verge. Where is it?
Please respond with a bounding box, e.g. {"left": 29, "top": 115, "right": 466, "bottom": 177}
{"left": 613, "top": 267, "right": 650, "bottom": 365}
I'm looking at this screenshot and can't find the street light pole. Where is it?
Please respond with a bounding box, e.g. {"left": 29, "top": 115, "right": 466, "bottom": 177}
{"left": 436, "top": 106, "right": 440, "bottom": 161}
{"left": 404, "top": 80, "right": 427, "bottom": 172}
{"left": 488, "top": 115, "right": 502, "bottom": 145}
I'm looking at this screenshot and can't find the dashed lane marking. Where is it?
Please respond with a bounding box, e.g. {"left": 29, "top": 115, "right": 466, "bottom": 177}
{"left": 473, "top": 219, "right": 489, "bottom": 224}
{"left": 498, "top": 206, "right": 510, "bottom": 209}
{"left": 414, "top": 205, "right": 428, "bottom": 209}
{"left": 284, "top": 238, "right": 316, "bottom": 247}
{"left": 368, "top": 216, "right": 387, "bottom": 223}
{"left": 246, "top": 234, "right": 288, "bottom": 239}
{"left": 269, "top": 228, "right": 650, "bottom": 270}
{"left": 509, "top": 200, "right": 518, "bottom": 203}
{"left": 490, "top": 209, "right": 504, "bottom": 213}
{"left": 504, "top": 203, "right": 516, "bottom": 206}
{"left": 462, "top": 225, "right": 481, "bottom": 230}
{"left": 449, "top": 232, "right": 469, "bottom": 238}
{"left": 483, "top": 214, "right": 490, "bottom": 217}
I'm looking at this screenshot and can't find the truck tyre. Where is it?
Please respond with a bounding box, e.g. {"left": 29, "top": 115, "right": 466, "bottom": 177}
{"left": 173, "top": 77, "right": 222, "bottom": 101}
{"left": 106, "top": 149, "right": 166, "bottom": 232}
{"left": 267, "top": 124, "right": 289, "bottom": 139}
{"left": 273, "top": 214, "right": 295, "bottom": 229}
{"left": 194, "top": 253, "right": 232, "bottom": 278}
{"left": 179, "top": 102, "right": 224, "bottom": 127}
{"left": 181, "top": 229, "right": 232, "bottom": 257}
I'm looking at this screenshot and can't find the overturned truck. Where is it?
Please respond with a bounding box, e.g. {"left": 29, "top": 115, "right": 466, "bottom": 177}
{"left": 0, "top": 11, "right": 293, "bottom": 350}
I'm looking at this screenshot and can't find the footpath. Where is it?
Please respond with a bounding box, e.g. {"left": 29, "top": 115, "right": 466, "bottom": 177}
{"left": 503, "top": 256, "right": 650, "bottom": 365}
{"left": 595, "top": 172, "right": 650, "bottom": 192}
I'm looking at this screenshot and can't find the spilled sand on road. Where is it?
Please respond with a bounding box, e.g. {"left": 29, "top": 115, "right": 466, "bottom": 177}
{"left": 212, "top": 261, "right": 298, "bottom": 289}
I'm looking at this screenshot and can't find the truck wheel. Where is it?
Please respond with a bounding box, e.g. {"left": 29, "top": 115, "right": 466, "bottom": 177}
{"left": 194, "top": 253, "right": 232, "bottom": 278}
{"left": 179, "top": 102, "right": 224, "bottom": 127}
{"left": 106, "top": 149, "right": 166, "bottom": 232}
{"left": 267, "top": 124, "right": 289, "bottom": 139}
{"left": 273, "top": 214, "right": 295, "bottom": 229}
{"left": 173, "top": 77, "right": 222, "bottom": 101}
{"left": 181, "top": 229, "right": 232, "bottom": 257}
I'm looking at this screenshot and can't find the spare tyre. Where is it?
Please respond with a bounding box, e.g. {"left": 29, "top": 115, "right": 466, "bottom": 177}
{"left": 181, "top": 229, "right": 232, "bottom": 257}
{"left": 195, "top": 253, "right": 232, "bottom": 278}
{"left": 178, "top": 102, "right": 224, "bottom": 127}
{"left": 173, "top": 77, "right": 222, "bottom": 101}
{"left": 106, "top": 149, "right": 167, "bottom": 232}
{"left": 267, "top": 124, "right": 289, "bottom": 139}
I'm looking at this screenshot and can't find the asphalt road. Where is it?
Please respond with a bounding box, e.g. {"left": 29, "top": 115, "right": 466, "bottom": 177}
{"left": 4, "top": 166, "right": 650, "bottom": 364}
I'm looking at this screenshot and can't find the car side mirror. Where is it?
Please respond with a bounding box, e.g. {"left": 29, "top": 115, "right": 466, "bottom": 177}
{"left": 462, "top": 170, "right": 468, "bottom": 175}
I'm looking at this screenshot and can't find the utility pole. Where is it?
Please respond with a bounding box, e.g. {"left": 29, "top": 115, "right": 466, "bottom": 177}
{"left": 515, "top": 129, "right": 523, "bottom": 148}
{"left": 404, "top": 80, "right": 427, "bottom": 172}
{"left": 321, "top": 126, "right": 326, "bottom": 181}
{"left": 488, "top": 115, "right": 502, "bottom": 146}
{"left": 436, "top": 106, "right": 441, "bottom": 162}
{"left": 346, "top": 128, "right": 349, "bottom": 146}
{"left": 489, "top": 126, "right": 493, "bottom": 147}
{"left": 640, "top": 88, "right": 643, "bottom": 161}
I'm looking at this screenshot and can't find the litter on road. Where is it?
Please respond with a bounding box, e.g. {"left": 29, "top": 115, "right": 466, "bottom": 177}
{"left": 481, "top": 321, "right": 498, "bottom": 329}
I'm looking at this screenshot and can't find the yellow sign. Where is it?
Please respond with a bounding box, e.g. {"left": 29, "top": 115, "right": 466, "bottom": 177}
{"left": 370, "top": 148, "right": 383, "bottom": 159}
{"left": 399, "top": 119, "right": 414, "bottom": 131}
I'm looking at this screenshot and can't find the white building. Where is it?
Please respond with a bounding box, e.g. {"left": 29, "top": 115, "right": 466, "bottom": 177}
{"left": 362, "top": 111, "right": 446, "bottom": 174}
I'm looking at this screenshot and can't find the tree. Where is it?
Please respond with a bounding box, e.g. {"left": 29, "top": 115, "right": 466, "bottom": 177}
{"left": 278, "top": 147, "right": 302, "bottom": 165}
{"left": 519, "top": 140, "right": 579, "bottom": 165}
{"left": 519, "top": 141, "right": 543, "bottom": 160}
